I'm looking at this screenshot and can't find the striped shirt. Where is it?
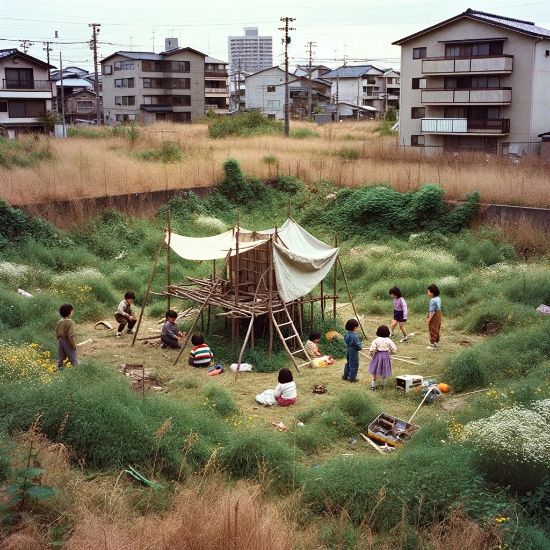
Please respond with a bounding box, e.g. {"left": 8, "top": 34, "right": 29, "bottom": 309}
{"left": 190, "top": 343, "right": 213, "bottom": 365}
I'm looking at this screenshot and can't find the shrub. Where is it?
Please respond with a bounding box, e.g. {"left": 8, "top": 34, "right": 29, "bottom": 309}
{"left": 335, "top": 391, "right": 381, "bottom": 431}
{"left": 384, "top": 107, "right": 398, "bottom": 122}
{"left": 452, "top": 236, "right": 516, "bottom": 267}
{"left": 202, "top": 385, "right": 239, "bottom": 418}
{"left": 376, "top": 120, "right": 398, "bottom": 136}
{"left": 0, "top": 136, "right": 53, "bottom": 168}
{"left": 275, "top": 175, "right": 305, "bottom": 194}
{"left": 336, "top": 148, "right": 360, "bottom": 161}
{"left": 0, "top": 342, "right": 56, "bottom": 383}
{"left": 217, "top": 158, "right": 269, "bottom": 205}
{"left": 218, "top": 430, "right": 295, "bottom": 488}
{"left": 290, "top": 128, "right": 319, "bottom": 139}
{"left": 208, "top": 111, "right": 283, "bottom": 138}
{"left": 291, "top": 423, "right": 335, "bottom": 455}
{"left": 136, "top": 141, "right": 183, "bottom": 163}
{"left": 443, "top": 348, "right": 487, "bottom": 392}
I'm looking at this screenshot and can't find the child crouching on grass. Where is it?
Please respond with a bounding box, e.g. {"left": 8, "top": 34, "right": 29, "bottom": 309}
{"left": 305, "top": 330, "right": 334, "bottom": 367}
{"left": 161, "top": 310, "right": 183, "bottom": 349}
{"left": 368, "top": 325, "right": 396, "bottom": 390}
{"left": 188, "top": 334, "right": 213, "bottom": 367}
{"left": 115, "top": 291, "right": 137, "bottom": 338}
{"left": 56, "top": 303, "right": 77, "bottom": 371}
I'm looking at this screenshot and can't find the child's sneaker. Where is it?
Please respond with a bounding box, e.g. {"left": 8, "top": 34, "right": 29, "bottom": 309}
{"left": 400, "top": 336, "right": 409, "bottom": 342}
{"left": 160, "top": 343, "right": 167, "bottom": 349}
{"left": 127, "top": 329, "right": 135, "bottom": 334}
{"left": 116, "top": 332, "right": 122, "bottom": 338}
{"left": 426, "top": 344, "right": 439, "bottom": 351}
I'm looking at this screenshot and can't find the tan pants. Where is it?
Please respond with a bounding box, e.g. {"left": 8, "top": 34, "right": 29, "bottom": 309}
{"left": 428, "top": 311, "right": 441, "bottom": 344}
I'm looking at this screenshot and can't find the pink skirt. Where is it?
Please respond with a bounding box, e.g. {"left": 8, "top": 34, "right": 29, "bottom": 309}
{"left": 276, "top": 395, "right": 297, "bottom": 407}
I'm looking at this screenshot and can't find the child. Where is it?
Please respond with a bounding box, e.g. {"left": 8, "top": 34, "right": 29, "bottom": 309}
{"left": 342, "top": 318, "right": 362, "bottom": 382}
{"left": 389, "top": 286, "right": 413, "bottom": 342}
{"left": 161, "top": 310, "right": 183, "bottom": 349}
{"left": 273, "top": 368, "right": 297, "bottom": 406}
{"left": 305, "top": 330, "right": 335, "bottom": 367}
{"left": 188, "top": 333, "right": 214, "bottom": 367}
{"left": 368, "top": 325, "right": 397, "bottom": 390}
{"left": 115, "top": 291, "right": 137, "bottom": 338}
{"left": 56, "top": 303, "right": 78, "bottom": 371}
{"left": 427, "top": 284, "right": 442, "bottom": 350}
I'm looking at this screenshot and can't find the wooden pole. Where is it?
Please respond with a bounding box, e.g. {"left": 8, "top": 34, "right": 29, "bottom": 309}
{"left": 268, "top": 236, "right": 274, "bottom": 357}
{"left": 132, "top": 238, "right": 165, "bottom": 346}
{"left": 206, "top": 259, "right": 215, "bottom": 334}
{"left": 172, "top": 252, "right": 230, "bottom": 366}
{"left": 235, "top": 315, "right": 254, "bottom": 380}
{"left": 320, "top": 280, "right": 325, "bottom": 322}
{"left": 233, "top": 214, "right": 240, "bottom": 346}
{"left": 332, "top": 235, "right": 338, "bottom": 320}
{"left": 337, "top": 257, "right": 367, "bottom": 339}
{"left": 167, "top": 209, "right": 172, "bottom": 312}
{"left": 309, "top": 294, "right": 314, "bottom": 331}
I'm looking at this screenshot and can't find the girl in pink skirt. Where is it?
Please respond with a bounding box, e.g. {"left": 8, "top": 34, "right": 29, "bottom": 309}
{"left": 368, "top": 325, "right": 397, "bottom": 390}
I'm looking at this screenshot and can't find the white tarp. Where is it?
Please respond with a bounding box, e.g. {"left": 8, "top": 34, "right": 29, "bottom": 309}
{"left": 165, "top": 219, "right": 339, "bottom": 303}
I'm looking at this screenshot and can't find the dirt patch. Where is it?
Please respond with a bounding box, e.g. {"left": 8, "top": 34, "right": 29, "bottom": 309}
{"left": 119, "top": 363, "right": 165, "bottom": 393}
{"left": 481, "top": 321, "right": 502, "bottom": 336}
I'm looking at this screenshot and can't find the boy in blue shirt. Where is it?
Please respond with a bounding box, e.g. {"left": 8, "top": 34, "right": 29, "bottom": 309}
{"left": 342, "top": 318, "right": 362, "bottom": 382}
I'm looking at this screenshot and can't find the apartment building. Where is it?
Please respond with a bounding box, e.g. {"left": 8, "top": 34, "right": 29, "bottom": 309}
{"left": 205, "top": 56, "right": 229, "bottom": 114}
{"left": 322, "top": 65, "right": 400, "bottom": 117}
{"left": 0, "top": 48, "right": 54, "bottom": 138}
{"left": 228, "top": 27, "right": 273, "bottom": 75}
{"left": 100, "top": 41, "right": 206, "bottom": 124}
{"left": 245, "top": 66, "right": 331, "bottom": 119}
{"left": 394, "top": 8, "right": 550, "bottom": 154}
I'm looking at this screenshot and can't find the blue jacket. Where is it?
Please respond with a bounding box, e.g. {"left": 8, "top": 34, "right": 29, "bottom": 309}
{"left": 344, "top": 331, "right": 362, "bottom": 369}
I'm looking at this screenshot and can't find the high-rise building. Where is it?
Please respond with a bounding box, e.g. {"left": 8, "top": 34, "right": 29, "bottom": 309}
{"left": 228, "top": 27, "right": 273, "bottom": 75}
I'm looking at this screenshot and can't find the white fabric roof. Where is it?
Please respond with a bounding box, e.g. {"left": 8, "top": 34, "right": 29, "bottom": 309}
{"left": 165, "top": 219, "right": 339, "bottom": 303}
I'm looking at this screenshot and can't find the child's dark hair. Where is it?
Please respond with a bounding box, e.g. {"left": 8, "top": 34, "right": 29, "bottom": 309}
{"left": 389, "top": 286, "right": 402, "bottom": 298}
{"left": 191, "top": 333, "right": 205, "bottom": 346}
{"left": 59, "top": 304, "right": 73, "bottom": 318}
{"left": 124, "top": 291, "right": 136, "bottom": 300}
{"left": 376, "top": 325, "right": 391, "bottom": 338}
{"left": 427, "top": 284, "right": 440, "bottom": 297}
{"left": 278, "top": 367, "right": 293, "bottom": 384}
{"left": 309, "top": 330, "right": 321, "bottom": 341}
{"left": 166, "top": 310, "right": 178, "bottom": 319}
{"left": 345, "top": 318, "right": 359, "bottom": 331}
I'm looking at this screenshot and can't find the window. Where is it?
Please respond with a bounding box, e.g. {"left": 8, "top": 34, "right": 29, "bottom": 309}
{"left": 4, "top": 68, "right": 33, "bottom": 88}
{"left": 142, "top": 60, "right": 190, "bottom": 72}
{"left": 76, "top": 100, "right": 93, "bottom": 112}
{"left": 114, "top": 96, "right": 136, "bottom": 106}
{"left": 413, "top": 47, "right": 427, "bottom": 59}
{"left": 411, "top": 107, "right": 425, "bottom": 119}
{"left": 266, "top": 99, "right": 280, "bottom": 109}
{"left": 0, "top": 101, "right": 7, "bottom": 112}
{"left": 172, "top": 112, "right": 191, "bottom": 123}
{"left": 115, "top": 113, "right": 135, "bottom": 122}
{"left": 445, "top": 42, "right": 503, "bottom": 58}
{"left": 362, "top": 86, "right": 367, "bottom": 92}
{"left": 143, "top": 78, "right": 189, "bottom": 89}
{"left": 102, "top": 65, "right": 113, "bottom": 75}
{"left": 412, "top": 78, "right": 426, "bottom": 90}
{"left": 114, "top": 61, "right": 134, "bottom": 71}
{"left": 8, "top": 100, "right": 45, "bottom": 118}
{"left": 114, "top": 78, "right": 134, "bottom": 88}
{"left": 267, "top": 114, "right": 276, "bottom": 119}
{"left": 411, "top": 135, "right": 425, "bottom": 147}
{"left": 266, "top": 85, "right": 276, "bottom": 92}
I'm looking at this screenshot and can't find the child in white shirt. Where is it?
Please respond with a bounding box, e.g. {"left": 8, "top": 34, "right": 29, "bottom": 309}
{"left": 368, "top": 325, "right": 397, "bottom": 390}
{"left": 273, "top": 368, "right": 297, "bottom": 406}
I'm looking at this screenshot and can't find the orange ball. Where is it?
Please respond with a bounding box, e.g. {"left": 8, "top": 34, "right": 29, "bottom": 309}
{"left": 438, "top": 383, "right": 451, "bottom": 393}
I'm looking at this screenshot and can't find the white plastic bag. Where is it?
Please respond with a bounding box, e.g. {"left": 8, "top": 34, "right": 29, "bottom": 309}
{"left": 255, "top": 389, "right": 277, "bottom": 406}
{"left": 230, "top": 363, "right": 253, "bottom": 372}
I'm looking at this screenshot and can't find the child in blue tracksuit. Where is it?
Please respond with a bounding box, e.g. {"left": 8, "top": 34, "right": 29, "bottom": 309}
{"left": 342, "top": 318, "right": 362, "bottom": 382}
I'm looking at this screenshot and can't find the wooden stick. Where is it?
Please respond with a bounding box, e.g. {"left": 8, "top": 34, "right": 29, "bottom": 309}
{"left": 408, "top": 386, "right": 436, "bottom": 424}
{"left": 172, "top": 252, "right": 231, "bottom": 367}
{"left": 77, "top": 339, "right": 93, "bottom": 347}
{"left": 136, "top": 335, "right": 161, "bottom": 341}
{"left": 268, "top": 236, "right": 274, "bottom": 357}
{"left": 360, "top": 432, "right": 385, "bottom": 455}
{"left": 235, "top": 315, "right": 254, "bottom": 380}
{"left": 333, "top": 234, "right": 338, "bottom": 320}
{"left": 320, "top": 280, "right": 325, "bottom": 322}
{"left": 392, "top": 356, "right": 420, "bottom": 366}
{"left": 167, "top": 209, "right": 172, "bottom": 312}
{"left": 132, "top": 237, "right": 165, "bottom": 346}
{"left": 337, "top": 257, "right": 367, "bottom": 339}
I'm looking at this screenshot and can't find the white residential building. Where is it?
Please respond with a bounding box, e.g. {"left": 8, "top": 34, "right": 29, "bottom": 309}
{"left": 0, "top": 48, "right": 54, "bottom": 138}
{"left": 228, "top": 27, "right": 273, "bottom": 75}
{"left": 393, "top": 8, "right": 550, "bottom": 154}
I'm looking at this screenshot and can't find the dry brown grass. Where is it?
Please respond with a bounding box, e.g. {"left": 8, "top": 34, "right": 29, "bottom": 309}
{"left": 1, "top": 121, "right": 549, "bottom": 207}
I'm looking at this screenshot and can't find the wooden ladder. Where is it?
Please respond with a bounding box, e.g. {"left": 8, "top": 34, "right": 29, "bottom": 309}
{"left": 271, "top": 303, "right": 313, "bottom": 372}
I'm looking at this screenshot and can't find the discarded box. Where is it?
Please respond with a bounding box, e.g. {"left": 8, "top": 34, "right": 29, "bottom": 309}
{"left": 367, "top": 413, "right": 419, "bottom": 448}
{"left": 396, "top": 374, "right": 424, "bottom": 393}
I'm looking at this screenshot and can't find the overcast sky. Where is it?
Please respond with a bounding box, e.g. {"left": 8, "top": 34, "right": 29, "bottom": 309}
{"left": 2, "top": 0, "right": 550, "bottom": 72}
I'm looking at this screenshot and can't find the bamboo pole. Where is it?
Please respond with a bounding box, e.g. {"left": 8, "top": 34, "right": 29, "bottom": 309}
{"left": 167, "top": 209, "right": 172, "bottom": 312}
{"left": 320, "top": 280, "right": 325, "bottom": 322}
{"left": 172, "top": 252, "right": 231, "bottom": 366}
{"left": 235, "top": 315, "right": 254, "bottom": 380}
{"left": 333, "top": 235, "right": 338, "bottom": 319}
{"left": 268, "top": 236, "right": 274, "bottom": 357}
{"left": 132, "top": 238, "right": 165, "bottom": 346}
{"left": 337, "top": 257, "right": 367, "bottom": 339}
{"left": 206, "top": 259, "right": 215, "bottom": 334}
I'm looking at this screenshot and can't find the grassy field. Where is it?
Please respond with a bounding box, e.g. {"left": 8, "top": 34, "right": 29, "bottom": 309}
{"left": 1, "top": 171, "right": 550, "bottom": 549}
{"left": 1, "top": 120, "right": 550, "bottom": 208}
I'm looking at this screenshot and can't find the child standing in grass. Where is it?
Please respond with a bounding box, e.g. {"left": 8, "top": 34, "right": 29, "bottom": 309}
{"left": 342, "top": 318, "right": 362, "bottom": 383}
{"left": 161, "top": 310, "right": 183, "bottom": 349}
{"left": 273, "top": 368, "right": 297, "bottom": 406}
{"left": 389, "top": 286, "right": 413, "bottom": 342}
{"left": 188, "top": 334, "right": 214, "bottom": 367}
{"left": 56, "top": 303, "right": 77, "bottom": 371}
{"left": 368, "top": 325, "right": 396, "bottom": 390}
{"left": 115, "top": 291, "right": 137, "bottom": 338}
{"left": 427, "top": 284, "right": 442, "bottom": 350}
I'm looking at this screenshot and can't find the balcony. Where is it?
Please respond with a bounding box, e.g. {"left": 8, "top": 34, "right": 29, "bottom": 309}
{"left": 421, "top": 87, "right": 512, "bottom": 105}
{"left": 1, "top": 79, "right": 51, "bottom": 90}
{"left": 421, "top": 55, "right": 513, "bottom": 75}
{"left": 205, "top": 70, "right": 228, "bottom": 78}
{"left": 205, "top": 87, "right": 229, "bottom": 95}
{"left": 421, "top": 118, "right": 510, "bottom": 135}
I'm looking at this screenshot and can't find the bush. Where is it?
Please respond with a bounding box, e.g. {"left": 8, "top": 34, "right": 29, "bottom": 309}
{"left": 0, "top": 341, "right": 56, "bottom": 383}
{"left": 452, "top": 236, "right": 516, "bottom": 267}
{"left": 218, "top": 430, "right": 295, "bottom": 488}
{"left": 275, "top": 175, "right": 305, "bottom": 194}
{"left": 202, "top": 384, "right": 239, "bottom": 417}
{"left": 335, "top": 391, "right": 381, "bottom": 431}
{"left": 291, "top": 423, "right": 335, "bottom": 455}
{"left": 290, "top": 128, "right": 319, "bottom": 139}
{"left": 336, "top": 148, "right": 360, "bottom": 161}
{"left": 217, "top": 158, "right": 270, "bottom": 205}
{"left": 135, "top": 141, "right": 183, "bottom": 163}
{"left": 208, "top": 111, "right": 283, "bottom": 138}
{"left": 0, "top": 136, "right": 53, "bottom": 168}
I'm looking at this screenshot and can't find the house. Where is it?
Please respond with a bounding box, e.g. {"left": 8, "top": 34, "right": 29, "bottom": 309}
{"left": 393, "top": 8, "right": 550, "bottom": 154}
{"left": 244, "top": 66, "right": 331, "bottom": 119}
{"left": 294, "top": 65, "right": 332, "bottom": 79}
{"left": 321, "top": 65, "right": 400, "bottom": 116}
{"left": 205, "top": 56, "right": 229, "bottom": 115}
{"left": 64, "top": 89, "right": 98, "bottom": 124}
{"left": 100, "top": 39, "right": 206, "bottom": 124}
{"left": 0, "top": 48, "right": 54, "bottom": 138}
{"left": 319, "top": 101, "right": 378, "bottom": 122}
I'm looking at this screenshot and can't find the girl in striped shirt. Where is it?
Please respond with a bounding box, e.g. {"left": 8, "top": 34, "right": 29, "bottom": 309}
{"left": 188, "top": 334, "right": 213, "bottom": 367}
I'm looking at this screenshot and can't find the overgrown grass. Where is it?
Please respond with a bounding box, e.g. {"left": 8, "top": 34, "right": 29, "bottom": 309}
{"left": 135, "top": 141, "right": 184, "bottom": 163}
{"left": 208, "top": 111, "right": 283, "bottom": 138}
{"left": 0, "top": 136, "right": 53, "bottom": 168}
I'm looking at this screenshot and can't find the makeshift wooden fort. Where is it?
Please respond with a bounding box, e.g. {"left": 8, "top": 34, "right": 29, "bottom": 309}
{"left": 133, "top": 217, "right": 365, "bottom": 372}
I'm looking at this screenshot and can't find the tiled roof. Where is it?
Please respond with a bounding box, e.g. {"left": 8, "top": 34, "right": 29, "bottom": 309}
{"left": 0, "top": 49, "right": 18, "bottom": 60}
{"left": 322, "top": 65, "right": 384, "bottom": 79}
{"left": 205, "top": 56, "right": 228, "bottom": 64}
{"left": 115, "top": 51, "right": 163, "bottom": 61}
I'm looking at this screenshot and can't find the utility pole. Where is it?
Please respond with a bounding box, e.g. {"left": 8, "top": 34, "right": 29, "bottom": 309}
{"left": 59, "top": 52, "right": 66, "bottom": 137}
{"left": 279, "top": 16, "right": 295, "bottom": 136}
{"left": 20, "top": 40, "right": 34, "bottom": 53}
{"left": 43, "top": 41, "right": 54, "bottom": 113}
{"left": 89, "top": 23, "right": 101, "bottom": 126}
{"left": 237, "top": 59, "right": 242, "bottom": 111}
{"left": 306, "top": 40, "right": 316, "bottom": 120}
